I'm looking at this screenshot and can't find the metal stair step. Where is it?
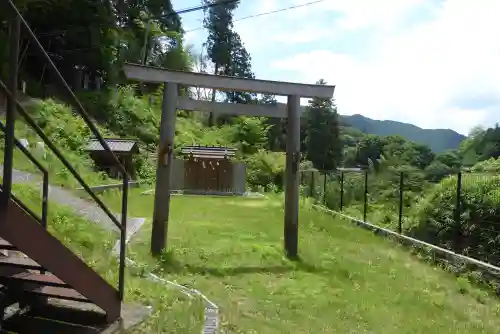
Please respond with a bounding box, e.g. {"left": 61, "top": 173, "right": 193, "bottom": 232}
{"left": 0, "top": 239, "right": 16, "bottom": 251}
{"left": 0, "top": 272, "right": 69, "bottom": 288}
{"left": 28, "top": 286, "right": 90, "bottom": 303}
{"left": 1, "top": 313, "right": 104, "bottom": 334}
{"left": 0, "top": 256, "right": 42, "bottom": 270}
{"left": 0, "top": 193, "right": 121, "bottom": 321}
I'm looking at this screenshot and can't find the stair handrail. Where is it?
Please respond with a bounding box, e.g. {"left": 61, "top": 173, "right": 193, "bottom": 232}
{"left": 0, "top": 121, "right": 48, "bottom": 229}
{"left": 5, "top": 1, "right": 129, "bottom": 302}
{"left": 0, "top": 82, "right": 122, "bottom": 229}
{"left": 5, "top": 1, "right": 128, "bottom": 178}
{"left": 0, "top": 81, "right": 129, "bottom": 299}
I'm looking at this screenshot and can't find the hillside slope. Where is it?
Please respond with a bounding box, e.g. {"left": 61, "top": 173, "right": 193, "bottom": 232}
{"left": 341, "top": 114, "right": 465, "bottom": 152}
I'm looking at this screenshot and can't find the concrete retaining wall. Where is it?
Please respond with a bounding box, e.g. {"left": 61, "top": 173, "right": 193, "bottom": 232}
{"left": 76, "top": 181, "right": 141, "bottom": 193}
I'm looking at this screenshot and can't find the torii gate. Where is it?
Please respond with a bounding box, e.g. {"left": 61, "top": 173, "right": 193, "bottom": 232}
{"left": 123, "top": 63, "right": 335, "bottom": 259}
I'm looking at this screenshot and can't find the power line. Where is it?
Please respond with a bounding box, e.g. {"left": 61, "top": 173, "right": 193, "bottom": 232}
{"left": 185, "top": 0, "right": 327, "bottom": 33}
{"left": 149, "top": 0, "right": 240, "bottom": 20}
{"left": 35, "top": 0, "right": 324, "bottom": 38}
{"left": 29, "top": 0, "right": 327, "bottom": 54}
{"left": 35, "top": 0, "right": 240, "bottom": 37}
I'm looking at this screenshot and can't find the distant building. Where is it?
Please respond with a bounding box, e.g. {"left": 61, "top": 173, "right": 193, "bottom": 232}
{"left": 84, "top": 138, "right": 139, "bottom": 179}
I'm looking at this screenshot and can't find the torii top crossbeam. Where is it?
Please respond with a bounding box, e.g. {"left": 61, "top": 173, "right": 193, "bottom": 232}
{"left": 123, "top": 63, "right": 335, "bottom": 98}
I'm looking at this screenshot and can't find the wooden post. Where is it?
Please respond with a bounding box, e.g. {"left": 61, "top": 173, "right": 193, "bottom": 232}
{"left": 151, "top": 82, "right": 178, "bottom": 256}
{"left": 284, "top": 95, "right": 300, "bottom": 259}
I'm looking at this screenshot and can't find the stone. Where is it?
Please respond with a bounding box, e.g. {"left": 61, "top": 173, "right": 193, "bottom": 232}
{"left": 19, "top": 138, "right": 29, "bottom": 149}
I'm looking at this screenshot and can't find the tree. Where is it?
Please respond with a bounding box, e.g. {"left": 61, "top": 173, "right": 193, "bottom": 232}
{"left": 355, "top": 135, "right": 387, "bottom": 169}
{"left": 382, "top": 136, "right": 434, "bottom": 169}
{"left": 203, "top": 0, "right": 239, "bottom": 125}
{"left": 410, "top": 143, "right": 435, "bottom": 169}
{"left": 434, "top": 149, "right": 461, "bottom": 169}
{"left": 6, "top": 0, "right": 190, "bottom": 97}
{"left": 17, "top": 0, "right": 119, "bottom": 91}
{"left": 478, "top": 125, "right": 500, "bottom": 160}
{"left": 144, "top": 0, "right": 182, "bottom": 33}
{"left": 458, "top": 124, "right": 500, "bottom": 164}
{"left": 223, "top": 33, "right": 256, "bottom": 104}
{"left": 306, "top": 79, "right": 342, "bottom": 171}
{"left": 202, "top": 0, "right": 255, "bottom": 124}
{"left": 232, "top": 117, "right": 269, "bottom": 155}
{"left": 424, "top": 161, "right": 455, "bottom": 182}
{"left": 459, "top": 125, "right": 485, "bottom": 166}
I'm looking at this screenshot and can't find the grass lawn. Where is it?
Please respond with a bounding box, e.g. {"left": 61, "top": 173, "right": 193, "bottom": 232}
{"left": 113, "top": 191, "right": 500, "bottom": 333}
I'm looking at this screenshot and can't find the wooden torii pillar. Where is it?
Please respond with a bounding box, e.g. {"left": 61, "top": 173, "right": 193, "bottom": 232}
{"left": 123, "top": 63, "right": 335, "bottom": 259}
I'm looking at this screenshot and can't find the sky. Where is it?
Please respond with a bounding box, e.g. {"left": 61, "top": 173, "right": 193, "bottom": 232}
{"left": 170, "top": 0, "right": 500, "bottom": 135}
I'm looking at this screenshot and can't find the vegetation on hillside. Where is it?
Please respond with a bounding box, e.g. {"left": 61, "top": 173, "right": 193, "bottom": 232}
{"left": 342, "top": 114, "right": 466, "bottom": 153}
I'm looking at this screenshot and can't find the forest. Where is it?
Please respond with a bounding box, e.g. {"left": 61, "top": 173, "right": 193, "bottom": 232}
{"left": 2, "top": 0, "right": 500, "bottom": 287}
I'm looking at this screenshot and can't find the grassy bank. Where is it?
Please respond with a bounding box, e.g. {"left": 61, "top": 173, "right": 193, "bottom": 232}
{"left": 121, "top": 193, "right": 500, "bottom": 333}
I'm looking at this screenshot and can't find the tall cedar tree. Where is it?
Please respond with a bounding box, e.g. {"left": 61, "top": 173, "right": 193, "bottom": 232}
{"left": 224, "top": 33, "right": 256, "bottom": 104}
{"left": 203, "top": 0, "right": 238, "bottom": 125}
{"left": 217, "top": 33, "right": 256, "bottom": 125}
{"left": 203, "top": 0, "right": 255, "bottom": 125}
{"left": 306, "top": 79, "right": 343, "bottom": 171}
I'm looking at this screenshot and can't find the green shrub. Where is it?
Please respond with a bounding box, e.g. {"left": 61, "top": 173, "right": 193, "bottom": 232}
{"left": 409, "top": 173, "right": 500, "bottom": 264}
{"left": 424, "top": 161, "right": 455, "bottom": 183}
{"left": 245, "top": 150, "right": 286, "bottom": 191}
{"left": 22, "top": 97, "right": 161, "bottom": 183}
{"left": 470, "top": 158, "right": 500, "bottom": 173}
{"left": 26, "top": 98, "right": 106, "bottom": 151}
{"left": 78, "top": 86, "right": 159, "bottom": 149}
{"left": 231, "top": 117, "right": 269, "bottom": 155}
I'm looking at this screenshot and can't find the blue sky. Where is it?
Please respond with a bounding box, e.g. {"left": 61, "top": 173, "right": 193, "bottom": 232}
{"left": 171, "top": 0, "right": 500, "bottom": 135}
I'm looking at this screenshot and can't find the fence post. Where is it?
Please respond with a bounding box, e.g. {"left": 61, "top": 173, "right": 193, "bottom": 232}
{"left": 363, "top": 171, "right": 368, "bottom": 221}
{"left": 323, "top": 172, "right": 327, "bottom": 206}
{"left": 454, "top": 171, "right": 462, "bottom": 251}
{"left": 340, "top": 171, "right": 344, "bottom": 211}
{"left": 310, "top": 171, "right": 315, "bottom": 200}
{"left": 398, "top": 172, "right": 404, "bottom": 234}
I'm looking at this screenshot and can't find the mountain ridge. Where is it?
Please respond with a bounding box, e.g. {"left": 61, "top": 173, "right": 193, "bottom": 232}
{"left": 340, "top": 114, "right": 466, "bottom": 152}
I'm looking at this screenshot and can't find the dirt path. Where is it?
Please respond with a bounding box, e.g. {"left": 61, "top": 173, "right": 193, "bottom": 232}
{"left": 0, "top": 165, "right": 145, "bottom": 235}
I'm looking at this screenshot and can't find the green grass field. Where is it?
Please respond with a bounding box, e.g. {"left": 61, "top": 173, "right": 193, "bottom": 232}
{"left": 115, "top": 192, "right": 500, "bottom": 333}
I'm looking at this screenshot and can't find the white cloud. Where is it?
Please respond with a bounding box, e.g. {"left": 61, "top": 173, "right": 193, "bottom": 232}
{"left": 269, "top": 0, "right": 500, "bottom": 134}
{"left": 175, "top": 0, "right": 499, "bottom": 134}
{"left": 294, "top": 0, "right": 425, "bottom": 31}
{"left": 237, "top": 0, "right": 424, "bottom": 47}
{"left": 271, "top": 25, "right": 331, "bottom": 45}
{"left": 233, "top": 0, "right": 335, "bottom": 50}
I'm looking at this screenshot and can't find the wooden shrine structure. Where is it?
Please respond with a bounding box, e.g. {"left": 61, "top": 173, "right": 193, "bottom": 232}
{"left": 84, "top": 138, "right": 139, "bottom": 179}
{"left": 173, "top": 145, "right": 245, "bottom": 194}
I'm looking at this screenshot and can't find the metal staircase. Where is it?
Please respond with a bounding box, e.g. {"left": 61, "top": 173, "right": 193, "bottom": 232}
{"left": 0, "top": 1, "right": 130, "bottom": 332}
